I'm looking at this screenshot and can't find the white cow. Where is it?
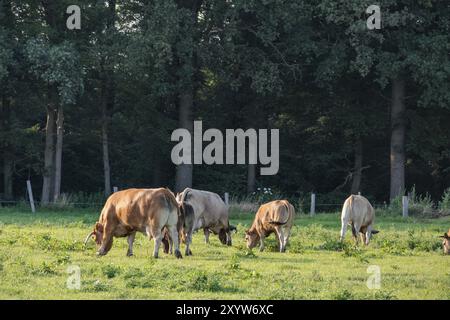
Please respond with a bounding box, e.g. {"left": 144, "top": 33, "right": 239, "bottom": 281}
{"left": 340, "top": 194, "right": 379, "bottom": 245}
{"left": 176, "top": 188, "right": 234, "bottom": 252}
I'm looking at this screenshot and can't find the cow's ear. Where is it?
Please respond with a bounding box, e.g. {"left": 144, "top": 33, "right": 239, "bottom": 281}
{"left": 95, "top": 222, "right": 104, "bottom": 233}
{"left": 444, "top": 233, "right": 450, "bottom": 239}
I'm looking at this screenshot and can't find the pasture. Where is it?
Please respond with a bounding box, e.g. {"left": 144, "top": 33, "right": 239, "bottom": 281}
{"left": 0, "top": 207, "right": 448, "bottom": 300}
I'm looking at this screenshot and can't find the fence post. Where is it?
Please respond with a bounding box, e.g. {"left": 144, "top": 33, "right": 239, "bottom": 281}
{"left": 310, "top": 193, "right": 316, "bottom": 216}
{"left": 358, "top": 192, "right": 361, "bottom": 195}
{"left": 26, "top": 180, "right": 36, "bottom": 213}
{"left": 224, "top": 192, "right": 229, "bottom": 205}
{"left": 402, "top": 196, "right": 409, "bottom": 218}
{"left": 113, "top": 186, "right": 118, "bottom": 193}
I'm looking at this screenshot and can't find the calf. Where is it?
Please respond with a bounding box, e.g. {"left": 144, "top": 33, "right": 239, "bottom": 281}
{"left": 340, "top": 194, "right": 379, "bottom": 245}
{"left": 245, "top": 200, "right": 295, "bottom": 252}
{"left": 84, "top": 188, "right": 182, "bottom": 259}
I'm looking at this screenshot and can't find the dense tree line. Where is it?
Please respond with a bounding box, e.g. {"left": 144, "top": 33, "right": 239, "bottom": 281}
{"left": 0, "top": 0, "right": 449, "bottom": 205}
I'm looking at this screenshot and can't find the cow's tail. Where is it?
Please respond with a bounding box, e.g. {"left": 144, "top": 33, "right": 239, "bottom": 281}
{"left": 178, "top": 188, "right": 191, "bottom": 204}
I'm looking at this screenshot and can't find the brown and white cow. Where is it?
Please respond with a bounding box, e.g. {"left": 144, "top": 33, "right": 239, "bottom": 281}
{"left": 245, "top": 200, "right": 295, "bottom": 252}
{"left": 84, "top": 188, "right": 182, "bottom": 259}
{"left": 340, "top": 194, "right": 379, "bottom": 245}
{"left": 176, "top": 188, "right": 234, "bottom": 253}
{"left": 440, "top": 229, "right": 450, "bottom": 255}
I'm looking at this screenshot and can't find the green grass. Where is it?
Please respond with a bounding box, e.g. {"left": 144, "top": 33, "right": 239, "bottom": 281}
{"left": 0, "top": 207, "right": 449, "bottom": 300}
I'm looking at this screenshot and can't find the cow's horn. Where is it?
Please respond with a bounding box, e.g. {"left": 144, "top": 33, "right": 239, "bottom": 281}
{"left": 84, "top": 231, "right": 95, "bottom": 246}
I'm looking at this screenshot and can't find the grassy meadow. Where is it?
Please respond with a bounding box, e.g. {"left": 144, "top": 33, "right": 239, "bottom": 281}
{"left": 0, "top": 207, "right": 449, "bottom": 300}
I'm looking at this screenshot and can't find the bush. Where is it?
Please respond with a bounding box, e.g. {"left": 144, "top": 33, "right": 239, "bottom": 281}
{"left": 188, "top": 271, "right": 222, "bottom": 292}
{"left": 102, "top": 264, "right": 121, "bottom": 279}
{"left": 438, "top": 188, "right": 450, "bottom": 215}
{"left": 389, "top": 186, "right": 435, "bottom": 216}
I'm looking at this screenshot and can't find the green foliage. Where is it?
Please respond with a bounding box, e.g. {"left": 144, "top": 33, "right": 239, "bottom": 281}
{"left": 25, "top": 38, "right": 84, "bottom": 105}
{"left": 438, "top": 188, "right": 450, "bottom": 214}
{"left": 0, "top": 208, "right": 449, "bottom": 299}
{"left": 102, "top": 264, "right": 122, "bottom": 279}
{"left": 1, "top": 0, "right": 450, "bottom": 210}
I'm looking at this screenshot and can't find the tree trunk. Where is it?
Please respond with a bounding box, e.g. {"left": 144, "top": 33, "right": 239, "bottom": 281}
{"left": 100, "top": 0, "right": 116, "bottom": 198}
{"left": 102, "top": 104, "right": 112, "bottom": 197}
{"left": 175, "top": 91, "right": 193, "bottom": 192}
{"left": 350, "top": 139, "right": 363, "bottom": 195}
{"left": 41, "top": 104, "right": 56, "bottom": 205}
{"left": 53, "top": 104, "right": 64, "bottom": 202}
{"left": 247, "top": 164, "right": 256, "bottom": 193}
{"left": 3, "top": 153, "right": 13, "bottom": 200}
{"left": 1, "top": 95, "right": 13, "bottom": 200}
{"left": 390, "top": 77, "right": 406, "bottom": 201}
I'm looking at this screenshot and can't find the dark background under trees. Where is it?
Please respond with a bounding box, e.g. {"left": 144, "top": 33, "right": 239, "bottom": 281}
{"left": 1, "top": 0, "right": 450, "bottom": 207}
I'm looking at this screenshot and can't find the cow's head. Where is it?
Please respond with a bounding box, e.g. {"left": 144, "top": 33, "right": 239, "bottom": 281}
{"left": 84, "top": 222, "right": 104, "bottom": 248}
{"left": 245, "top": 230, "right": 259, "bottom": 249}
{"left": 440, "top": 232, "right": 450, "bottom": 255}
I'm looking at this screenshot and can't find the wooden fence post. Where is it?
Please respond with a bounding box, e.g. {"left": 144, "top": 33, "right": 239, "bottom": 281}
{"left": 310, "top": 193, "right": 316, "bottom": 216}
{"left": 224, "top": 192, "right": 229, "bottom": 205}
{"left": 402, "top": 196, "right": 409, "bottom": 218}
{"left": 113, "top": 186, "right": 118, "bottom": 193}
{"left": 26, "top": 180, "right": 36, "bottom": 213}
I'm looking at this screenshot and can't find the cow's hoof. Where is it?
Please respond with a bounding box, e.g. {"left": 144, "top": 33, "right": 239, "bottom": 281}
{"left": 185, "top": 249, "right": 192, "bottom": 256}
{"left": 175, "top": 250, "right": 183, "bottom": 259}
{"left": 96, "top": 251, "right": 105, "bottom": 256}
{"left": 226, "top": 241, "right": 232, "bottom": 246}
{"left": 126, "top": 252, "right": 133, "bottom": 257}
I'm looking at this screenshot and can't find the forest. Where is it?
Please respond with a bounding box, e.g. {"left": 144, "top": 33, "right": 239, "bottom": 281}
{"left": 1, "top": 0, "right": 450, "bottom": 206}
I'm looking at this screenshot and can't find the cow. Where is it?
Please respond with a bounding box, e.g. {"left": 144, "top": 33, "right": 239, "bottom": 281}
{"left": 439, "top": 229, "right": 450, "bottom": 255}
{"left": 84, "top": 188, "right": 182, "bottom": 259}
{"left": 245, "top": 200, "right": 295, "bottom": 253}
{"left": 176, "top": 188, "right": 234, "bottom": 253}
{"left": 339, "top": 194, "right": 379, "bottom": 245}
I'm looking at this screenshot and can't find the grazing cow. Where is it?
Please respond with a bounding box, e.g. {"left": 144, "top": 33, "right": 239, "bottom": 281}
{"left": 84, "top": 188, "right": 182, "bottom": 259}
{"left": 245, "top": 200, "right": 295, "bottom": 252}
{"left": 340, "top": 194, "right": 379, "bottom": 245}
{"left": 439, "top": 229, "right": 450, "bottom": 255}
{"left": 176, "top": 188, "right": 234, "bottom": 252}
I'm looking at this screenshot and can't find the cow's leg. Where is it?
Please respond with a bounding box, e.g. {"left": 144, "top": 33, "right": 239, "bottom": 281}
{"left": 185, "top": 230, "right": 193, "bottom": 256}
{"left": 352, "top": 223, "right": 361, "bottom": 245}
{"left": 340, "top": 218, "right": 349, "bottom": 242}
{"left": 226, "top": 228, "right": 232, "bottom": 246}
{"left": 364, "top": 225, "right": 372, "bottom": 246}
{"left": 126, "top": 232, "right": 136, "bottom": 257}
{"left": 167, "top": 235, "right": 173, "bottom": 255}
{"left": 275, "top": 226, "right": 285, "bottom": 252}
{"left": 259, "top": 234, "right": 266, "bottom": 252}
{"left": 204, "top": 228, "right": 210, "bottom": 244}
{"left": 168, "top": 225, "right": 182, "bottom": 259}
{"left": 360, "top": 232, "right": 367, "bottom": 245}
{"left": 283, "top": 227, "right": 291, "bottom": 248}
{"left": 351, "top": 224, "right": 358, "bottom": 241}
{"left": 147, "top": 226, "right": 163, "bottom": 259}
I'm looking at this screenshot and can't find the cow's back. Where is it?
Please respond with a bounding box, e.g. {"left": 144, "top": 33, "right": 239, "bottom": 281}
{"left": 342, "top": 195, "right": 374, "bottom": 227}
{"left": 180, "top": 188, "right": 229, "bottom": 227}
{"left": 256, "top": 200, "right": 294, "bottom": 228}
{"left": 101, "top": 188, "right": 177, "bottom": 229}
